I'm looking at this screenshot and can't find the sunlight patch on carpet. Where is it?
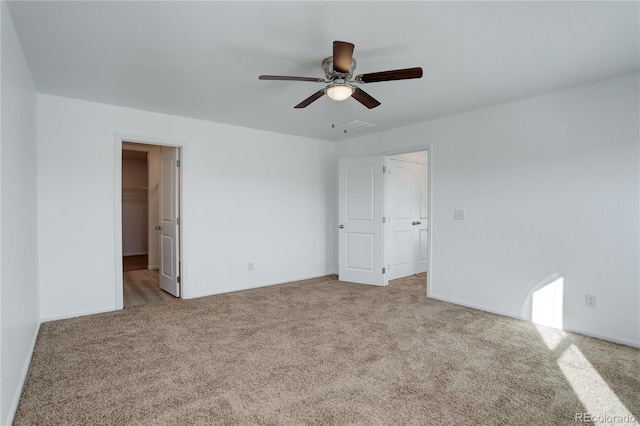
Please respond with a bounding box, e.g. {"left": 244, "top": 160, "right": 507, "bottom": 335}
{"left": 558, "top": 344, "right": 638, "bottom": 425}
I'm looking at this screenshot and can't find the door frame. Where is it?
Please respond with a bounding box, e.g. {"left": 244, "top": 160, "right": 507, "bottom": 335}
{"left": 114, "top": 134, "right": 188, "bottom": 309}
{"left": 379, "top": 145, "right": 433, "bottom": 297}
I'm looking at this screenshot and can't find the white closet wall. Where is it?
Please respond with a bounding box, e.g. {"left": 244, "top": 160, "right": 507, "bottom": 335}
{"left": 122, "top": 156, "right": 148, "bottom": 256}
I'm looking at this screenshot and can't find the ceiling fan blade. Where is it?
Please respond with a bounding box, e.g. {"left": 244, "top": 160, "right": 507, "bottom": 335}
{"left": 333, "top": 41, "right": 355, "bottom": 73}
{"left": 294, "top": 90, "right": 325, "bottom": 108}
{"left": 259, "top": 75, "right": 325, "bottom": 82}
{"left": 351, "top": 88, "right": 381, "bottom": 109}
{"left": 356, "top": 67, "right": 423, "bottom": 83}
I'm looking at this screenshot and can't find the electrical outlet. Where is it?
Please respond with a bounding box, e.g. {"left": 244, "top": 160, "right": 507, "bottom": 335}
{"left": 585, "top": 294, "right": 596, "bottom": 308}
{"left": 454, "top": 209, "right": 465, "bottom": 220}
{"left": 248, "top": 262, "right": 254, "bottom": 271}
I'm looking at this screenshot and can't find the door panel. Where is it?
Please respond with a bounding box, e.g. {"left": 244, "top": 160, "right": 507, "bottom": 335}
{"left": 159, "top": 148, "right": 180, "bottom": 297}
{"left": 346, "top": 233, "right": 375, "bottom": 270}
{"left": 392, "top": 166, "right": 412, "bottom": 220}
{"left": 161, "top": 235, "right": 174, "bottom": 276}
{"left": 339, "top": 156, "right": 386, "bottom": 286}
{"left": 419, "top": 229, "right": 429, "bottom": 262}
{"left": 392, "top": 230, "right": 412, "bottom": 267}
{"left": 418, "top": 168, "right": 429, "bottom": 219}
{"left": 346, "top": 164, "right": 375, "bottom": 220}
{"left": 415, "top": 164, "right": 429, "bottom": 273}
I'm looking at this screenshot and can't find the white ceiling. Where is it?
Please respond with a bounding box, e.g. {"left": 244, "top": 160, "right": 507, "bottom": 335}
{"left": 7, "top": 1, "right": 639, "bottom": 142}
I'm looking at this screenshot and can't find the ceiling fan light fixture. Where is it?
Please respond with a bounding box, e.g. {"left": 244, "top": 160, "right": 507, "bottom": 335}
{"left": 326, "top": 83, "right": 355, "bottom": 101}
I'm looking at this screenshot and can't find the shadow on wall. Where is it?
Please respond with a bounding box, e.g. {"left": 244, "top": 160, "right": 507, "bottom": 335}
{"left": 530, "top": 275, "right": 638, "bottom": 423}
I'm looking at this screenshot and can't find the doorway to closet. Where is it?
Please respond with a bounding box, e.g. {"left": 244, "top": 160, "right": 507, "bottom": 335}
{"left": 121, "top": 142, "right": 181, "bottom": 308}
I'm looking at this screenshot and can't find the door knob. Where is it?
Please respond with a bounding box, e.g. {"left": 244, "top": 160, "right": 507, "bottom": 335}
{"left": 339, "top": 224, "right": 344, "bottom": 229}
{"left": 155, "top": 225, "right": 162, "bottom": 231}
{"left": 412, "top": 221, "right": 417, "bottom": 226}
{"left": 416, "top": 221, "right": 422, "bottom": 225}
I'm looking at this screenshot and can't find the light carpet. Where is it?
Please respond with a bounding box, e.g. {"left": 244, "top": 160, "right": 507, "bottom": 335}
{"left": 15, "top": 274, "right": 639, "bottom": 425}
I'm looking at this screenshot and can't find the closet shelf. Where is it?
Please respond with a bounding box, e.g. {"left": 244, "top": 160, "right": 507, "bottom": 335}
{"left": 122, "top": 187, "right": 148, "bottom": 203}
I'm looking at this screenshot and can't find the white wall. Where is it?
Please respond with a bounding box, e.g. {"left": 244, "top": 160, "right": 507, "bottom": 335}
{"left": 338, "top": 74, "right": 640, "bottom": 347}
{"left": 37, "top": 95, "right": 336, "bottom": 320}
{"left": 0, "top": 2, "right": 40, "bottom": 423}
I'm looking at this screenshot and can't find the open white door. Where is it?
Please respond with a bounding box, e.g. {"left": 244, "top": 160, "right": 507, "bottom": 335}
{"left": 159, "top": 147, "right": 180, "bottom": 297}
{"left": 415, "top": 163, "right": 429, "bottom": 273}
{"left": 338, "top": 156, "right": 387, "bottom": 286}
{"left": 387, "top": 159, "right": 416, "bottom": 279}
{"left": 387, "top": 159, "right": 429, "bottom": 280}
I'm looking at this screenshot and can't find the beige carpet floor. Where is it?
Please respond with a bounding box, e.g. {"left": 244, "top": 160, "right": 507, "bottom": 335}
{"left": 15, "top": 274, "right": 639, "bottom": 425}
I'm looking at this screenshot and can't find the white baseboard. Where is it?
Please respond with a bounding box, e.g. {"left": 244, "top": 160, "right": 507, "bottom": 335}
{"left": 123, "top": 252, "right": 148, "bottom": 257}
{"left": 429, "top": 293, "right": 519, "bottom": 320}
{"left": 40, "top": 306, "right": 117, "bottom": 323}
{"left": 429, "top": 293, "right": 640, "bottom": 348}
{"left": 187, "top": 272, "right": 336, "bottom": 300}
{"left": 6, "top": 321, "right": 41, "bottom": 426}
{"left": 563, "top": 327, "right": 640, "bottom": 348}
{"left": 147, "top": 265, "right": 159, "bottom": 270}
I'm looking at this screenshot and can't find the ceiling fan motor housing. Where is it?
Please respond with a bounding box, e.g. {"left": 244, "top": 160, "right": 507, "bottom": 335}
{"left": 322, "top": 57, "right": 357, "bottom": 81}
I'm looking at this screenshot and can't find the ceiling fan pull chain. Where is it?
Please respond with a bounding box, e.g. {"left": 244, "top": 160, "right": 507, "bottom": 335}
{"left": 331, "top": 100, "right": 335, "bottom": 129}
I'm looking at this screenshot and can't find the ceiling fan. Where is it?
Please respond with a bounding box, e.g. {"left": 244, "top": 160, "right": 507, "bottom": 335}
{"left": 259, "top": 41, "right": 423, "bottom": 109}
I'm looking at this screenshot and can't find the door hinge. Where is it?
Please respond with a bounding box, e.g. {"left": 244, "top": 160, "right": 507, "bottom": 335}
{"left": 177, "top": 276, "right": 181, "bottom": 284}
{"left": 383, "top": 216, "right": 387, "bottom": 223}
{"left": 177, "top": 160, "right": 181, "bottom": 167}
{"left": 177, "top": 217, "right": 180, "bottom": 225}
{"left": 382, "top": 267, "right": 386, "bottom": 274}
{"left": 383, "top": 166, "right": 387, "bottom": 174}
